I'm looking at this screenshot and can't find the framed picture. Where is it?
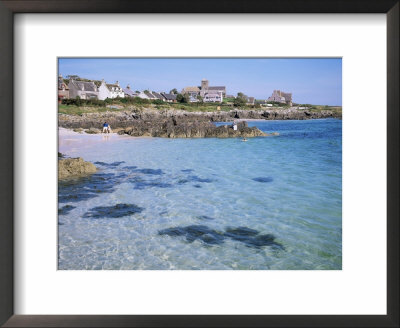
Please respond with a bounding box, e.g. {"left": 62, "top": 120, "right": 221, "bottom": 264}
{"left": 0, "top": 0, "right": 398, "bottom": 327}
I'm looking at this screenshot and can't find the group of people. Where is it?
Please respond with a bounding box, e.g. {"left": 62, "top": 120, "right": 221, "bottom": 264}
{"left": 102, "top": 122, "right": 112, "bottom": 134}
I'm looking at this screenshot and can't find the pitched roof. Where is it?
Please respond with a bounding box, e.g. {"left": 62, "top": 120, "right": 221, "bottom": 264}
{"left": 182, "top": 86, "right": 200, "bottom": 92}
{"left": 208, "top": 86, "right": 226, "bottom": 90}
{"left": 161, "top": 93, "right": 177, "bottom": 101}
{"left": 70, "top": 80, "right": 98, "bottom": 92}
{"left": 204, "top": 92, "right": 222, "bottom": 97}
{"left": 123, "top": 88, "right": 136, "bottom": 96}
{"left": 144, "top": 91, "right": 156, "bottom": 99}
{"left": 151, "top": 91, "right": 165, "bottom": 100}
{"left": 106, "top": 84, "right": 121, "bottom": 90}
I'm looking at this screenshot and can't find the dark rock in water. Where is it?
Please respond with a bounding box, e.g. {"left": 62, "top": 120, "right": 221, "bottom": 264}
{"left": 83, "top": 203, "right": 144, "bottom": 219}
{"left": 58, "top": 172, "right": 123, "bottom": 203}
{"left": 252, "top": 177, "right": 273, "bottom": 183}
{"left": 225, "top": 226, "right": 259, "bottom": 236}
{"left": 159, "top": 224, "right": 284, "bottom": 249}
{"left": 58, "top": 192, "right": 100, "bottom": 203}
{"left": 133, "top": 179, "right": 173, "bottom": 189}
{"left": 249, "top": 234, "right": 283, "bottom": 248}
{"left": 224, "top": 227, "right": 283, "bottom": 249}
{"left": 224, "top": 227, "right": 260, "bottom": 244}
{"left": 134, "top": 168, "right": 164, "bottom": 175}
{"left": 197, "top": 215, "right": 215, "bottom": 220}
{"left": 94, "top": 161, "right": 125, "bottom": 167}
{"left": 124, "top": 166, "right": 138, "bottom": 170}
{"left": 181, "top": 169, "right": 194, "bottom": 173}
{"left": 159, "top": 225, "right": 225, "bottom": 245}
{"left": 58, "top": 205, "right": 76, "bottom": 215}
{"left": 193, "top": 185, "right": 202, "bottom": 188}
{"left": 188, "top": 175, "right": 213, "bottom": 183}
{"left": 158, "top": 227, "right": 186, "bottom": 237}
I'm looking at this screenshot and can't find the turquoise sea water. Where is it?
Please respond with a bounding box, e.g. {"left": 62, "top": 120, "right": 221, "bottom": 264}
{"left": 58, "top": 119, "right": 342, "bottom": 270}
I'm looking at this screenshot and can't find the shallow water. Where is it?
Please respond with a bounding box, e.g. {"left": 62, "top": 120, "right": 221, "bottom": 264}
{"left": 58, "top": 119, "right": 342, "bottom": 270}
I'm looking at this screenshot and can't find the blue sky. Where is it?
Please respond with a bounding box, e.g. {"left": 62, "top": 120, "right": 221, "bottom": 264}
{"left": 59, "top": 58, "right": 342, "bottom": 105}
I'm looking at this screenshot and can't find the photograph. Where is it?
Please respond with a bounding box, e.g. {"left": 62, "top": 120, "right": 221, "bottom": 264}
{"left": 58, "top": 58, "right": 342, "bottom": 270}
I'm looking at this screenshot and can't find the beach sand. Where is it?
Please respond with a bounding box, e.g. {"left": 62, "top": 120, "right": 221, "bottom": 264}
{"left": 59, "top": 127, "right": 127, "bottom": 156}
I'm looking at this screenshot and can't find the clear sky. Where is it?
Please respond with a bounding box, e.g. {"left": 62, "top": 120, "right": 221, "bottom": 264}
{"left": 59, "top": 58, "right": 342, "bottom": 105}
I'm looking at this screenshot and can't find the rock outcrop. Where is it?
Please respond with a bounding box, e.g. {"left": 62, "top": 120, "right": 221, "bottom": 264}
{"left": 59, "top": 157, "right": 97, "bottom": 180}
{"left": 58, "top": 107, "right": 338, "bottom": 138}
{"left": 58, "top": 107, "right": 340, "bottom": 132}
{"left": 117, "top": 120, "right": 269, "bottom": 138}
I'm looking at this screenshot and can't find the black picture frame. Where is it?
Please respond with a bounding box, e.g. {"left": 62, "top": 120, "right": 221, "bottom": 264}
{"left": 0, "top": 1, "right": 398, "bottom": 327}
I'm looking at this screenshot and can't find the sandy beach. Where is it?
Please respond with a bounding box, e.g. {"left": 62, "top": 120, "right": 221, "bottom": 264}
{"left": 59, "top": 127, "right": 126, "bottom": 156}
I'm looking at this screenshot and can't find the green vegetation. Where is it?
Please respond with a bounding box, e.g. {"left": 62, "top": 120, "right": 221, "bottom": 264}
{"left": 223, "top": 97, "right": 235, "bottom": 103}
{"left": 233, "top": 92, "right": 247, "bottom": 107}
{"left": 59, "top": 96, "right": 342, "bottom": 116}
{"left": 176, "top": 93, "right": 189, "bottom": 103}
{"left": 58, "top": 104, "right": 122, "bottom": 115}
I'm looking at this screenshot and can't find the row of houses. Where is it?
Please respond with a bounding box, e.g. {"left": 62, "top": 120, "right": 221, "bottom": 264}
{"left": 58, "top": 75, "right": 293, "bottom": 106}
{"left": 58, "top": 75, "right": 177, "bottom": 103}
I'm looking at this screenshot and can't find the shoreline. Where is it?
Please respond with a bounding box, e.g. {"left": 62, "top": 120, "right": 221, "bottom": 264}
{"left": 58, "top": 107, "right": 340, "bottom": 139}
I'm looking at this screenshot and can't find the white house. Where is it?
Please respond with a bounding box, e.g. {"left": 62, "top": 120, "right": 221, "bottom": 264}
{"left": 203, "top": 92, "right": 223, "bottom": 103}
{"left": 136, "top": 91, "right": 150, "bottom": 99}
{"left": 98, "top": 80, "right": 125, "bottom": 100}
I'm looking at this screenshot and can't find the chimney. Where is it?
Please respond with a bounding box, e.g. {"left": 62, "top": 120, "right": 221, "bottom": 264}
{"left": 116, "top": 81, "right": 120, "bottom": 86}
{"left": 127, "top": 84, "right": 130, "bottom": 89}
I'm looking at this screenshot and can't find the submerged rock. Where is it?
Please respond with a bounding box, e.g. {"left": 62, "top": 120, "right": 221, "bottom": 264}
{"left": 58, "top": 157, "right": 97, "bottom": 180}
{"left": 58, "top": 204, "right": 76, "bottom": 215}
{"left": 159, "top": 224, "right": 284, "bottom": 249}
{"left": 83, "top": 203, "right": 144, "bottom": 219}
{"left": 252, "top": 177, "right": 273, "bottom": 183}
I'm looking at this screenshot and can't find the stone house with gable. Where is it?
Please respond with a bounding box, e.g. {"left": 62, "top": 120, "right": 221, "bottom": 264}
{"left": 68, "top": 79, "right": 99, "bottom": 100}
{"left": 58, "top": 74, "right": 69, "bottom": 103}
{"left": 161, "top": 92, "right": 177, "bottom": 103}
{"left": 182, "top": 79, "right": 226, "bottom": 102}
{"left": 267, "top": 90, "right": 293, "bottom": 106}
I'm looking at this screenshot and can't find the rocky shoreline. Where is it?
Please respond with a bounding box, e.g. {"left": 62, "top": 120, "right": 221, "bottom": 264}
{"left": 58, "top": 107, "right": 340, "bottom": 138}
{"left": 59, "top": 157, "right": 97, "bottom": 179}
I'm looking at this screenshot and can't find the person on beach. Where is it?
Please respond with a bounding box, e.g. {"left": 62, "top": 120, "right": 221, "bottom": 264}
{"left": 107, "top": 124, "right": 112, "bottom": 133}
{"left": 102, "top": 122, "right": 109, "bottom": 133}
{"left": 233, "top": 123, "right": 238, "bottom": 131}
